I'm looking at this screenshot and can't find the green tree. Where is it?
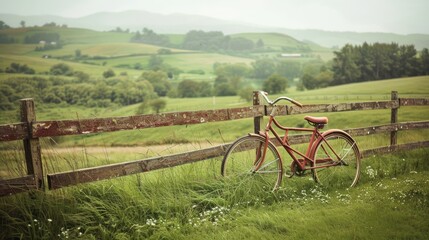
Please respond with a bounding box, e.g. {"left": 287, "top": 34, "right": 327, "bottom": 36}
{"left": 213, "top": 63, "right": 250, "bottom": 79}
{"left": 276, "top": 60, "right": 301, "bottom": 80}
{"left": 301, "top": 73, "right": 317, "bottom": 90}
{"left": 419, "top": 48, "right": 429, "bottom": 75}
{"left": 262, "top": 74, "right": 288, "bottom": 94}
{"left": 238, "top": 86, "right": 254, "bottom": 102}
{"left": 177, "top": 80, "right": 200, "bottom": 98}
{"left": 50, "top": 63, "right": 73, "bottom": 76}
{"left": 213, "top": 75, "right": 236, "bottom": 96}
{"left": 5, "top": 63, "right": 35, "bottom": 74}
{"left": 176, "top": 80, "right": 212, "bottom": 98}
{"left": 103, "top": 69, "right": 116, "bottom": 78}
{"left": 331, "top": 44, "right": 361, "bottom": 85}
{"left": 150, "top": 99, "right": 167, "bottom": 113}
{"left": 130, "top": 28, "right": 170, "bottom": 46}
{"left": 0, "top": 21, "right": 11, "bottom": 29}
{"left": 357, "top": 42, "right": 375, "bottom": 81}
{"left": 251, "top": 58, "right": 276, "bottom": 79}
{"left": 139, "top": 70, "right": 171, "bottom": 97}
{"left": 115, "top": 79, "right": 155, "bottom": 106}
{"left": 228, "top": 37, "right": 254, "bottom": 51}
{"left": 397, "top": 45, "right": 418, "bottom": 77}
{"left": 148, "top": 55, "right": 164, "bottom": 70}
{"left": 182, "top": 30, "right": 227, "bottom": 51}
{"left": 196, "top": 81, "right": 212, "bottom": 97}
{"left": 314, "top": 70, "right": 334, "bottom": 88}
{"left": 0, "top": 33, "right": 15, "bottom": 43}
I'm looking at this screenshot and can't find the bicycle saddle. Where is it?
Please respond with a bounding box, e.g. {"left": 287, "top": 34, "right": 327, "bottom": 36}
{"left": 304, "top": 116, "right": 328, "bottom": 125}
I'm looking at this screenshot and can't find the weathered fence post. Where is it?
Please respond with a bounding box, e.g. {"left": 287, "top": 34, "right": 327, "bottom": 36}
{"left": 253, "top": 91, "right": 262, "bottom": 133}
{"left": 21, "top": 98, "right": 44, "bottom": 190}
{"left": 390, "top": 91, "right": 399, "bottom": 146}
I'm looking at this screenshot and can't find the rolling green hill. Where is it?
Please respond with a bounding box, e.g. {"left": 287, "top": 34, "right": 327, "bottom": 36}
{"left": 1, "top": 26, "right": 268, "bottom": 79}
{"left": 0, "top": 26, "right": 132, "bottom": 44}
{"left": 232, "top": 32, "right": 333, "bottom": 60}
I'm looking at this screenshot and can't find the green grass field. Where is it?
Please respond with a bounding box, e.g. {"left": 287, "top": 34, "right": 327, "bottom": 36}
{"left": 1, "top": 147, "right": 428, "bottom": 239}
{"left": 0, "top": 27, "right": 428, "bottom": 239}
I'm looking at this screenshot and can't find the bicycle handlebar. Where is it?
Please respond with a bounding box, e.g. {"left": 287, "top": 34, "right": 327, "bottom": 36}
{"left": 258, "top": 91, "right": 303, "bottom": 108}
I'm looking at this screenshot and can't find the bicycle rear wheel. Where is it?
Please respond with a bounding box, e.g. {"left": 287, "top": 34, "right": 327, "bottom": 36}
{"left": 221, "top": 135, "right": 283, "bottom": 191}
{"left": 311, "top": 131, "right": 360, "bottom": 188}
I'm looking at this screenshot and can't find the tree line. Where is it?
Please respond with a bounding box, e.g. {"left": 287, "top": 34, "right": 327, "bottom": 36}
{"left": 0, "top": 64, "right": 157, "bottom": 111}
{"left": 0, "top": 58, "right": 294, "bottom": 111}
{"left": 331, "top": 43, "right": 429, "bottom": 85}
{"left": 299, "top": 43, "right": 429, "bottom": 90}
{"left": 130, "top": 28, "right": 264, "bottom": 52}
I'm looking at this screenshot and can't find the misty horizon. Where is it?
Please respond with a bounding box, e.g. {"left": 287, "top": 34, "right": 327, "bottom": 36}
{"left": 1, "top": 0, "right": 428, "bottom": 35}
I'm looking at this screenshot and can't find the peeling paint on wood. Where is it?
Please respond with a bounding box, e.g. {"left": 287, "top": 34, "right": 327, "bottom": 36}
{"left": 32, "top": 106, "right": 266, "bottom": 138}
{"left": 0, "top": 123, "right": 28, "bottom": 141}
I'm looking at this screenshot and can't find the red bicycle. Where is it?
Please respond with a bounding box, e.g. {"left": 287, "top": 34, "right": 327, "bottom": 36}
{"left": 221, "top": 91, "right": 361, "bottom": 191}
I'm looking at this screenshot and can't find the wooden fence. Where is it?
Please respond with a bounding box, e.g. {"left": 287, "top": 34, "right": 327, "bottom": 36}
{"left": 0, "top": 91, "right": 428, "bottom": 196}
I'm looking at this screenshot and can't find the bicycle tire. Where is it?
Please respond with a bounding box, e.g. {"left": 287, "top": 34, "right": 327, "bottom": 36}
{"left": 221, "top": 135, "right": 283, "bottom": 191}
{"left": 310, "top": 131, "right": 361, "bottom": 188}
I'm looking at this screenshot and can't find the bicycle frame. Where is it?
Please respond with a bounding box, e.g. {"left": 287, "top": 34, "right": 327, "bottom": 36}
{"left": 255, "top": 107, "right": 343, "bottom": 174}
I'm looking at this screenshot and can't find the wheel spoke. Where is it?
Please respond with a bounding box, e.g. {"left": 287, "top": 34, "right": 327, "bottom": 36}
{"left": 311, "top": 133, "right": 360, "bottom": 188}
{"left": 221, "top": 135, "right": 283, "bottom": 191}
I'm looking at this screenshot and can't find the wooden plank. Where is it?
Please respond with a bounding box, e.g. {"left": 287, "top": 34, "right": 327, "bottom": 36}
{"left": 400, "top": 98, "right": 429, "bottom": 106}
{"left": 0, "top": 175, "right": 37, "bottom": 197}
{"left": 345, "top": 121, "right": 429, "bottom": 137}
{"left": 48, "top": 143, "right": 231, "bottom": 189}
{"left": 0, "top": 123, "right": 28, "bottom": 141}
{"left": 391, "top": 91, "right": 399, "bottom": 145}
{"left": 362, "top": 141, "right": 429, "bottom": 158}
{"left": 20, "top": 99, "right": 44, "bottom": 190}
{"left": 33, "top": 106, "right": 265, "bottom": 138}
{"left": 253, "top": 91, "right": 263, "bottom": 134}
{"left": 264, "top": 101, "right": 399, "bottom": 117}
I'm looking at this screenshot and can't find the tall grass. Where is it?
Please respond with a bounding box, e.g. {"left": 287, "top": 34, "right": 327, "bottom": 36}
{"left": 1, "top": 147, "right": 428, "bottom": 239}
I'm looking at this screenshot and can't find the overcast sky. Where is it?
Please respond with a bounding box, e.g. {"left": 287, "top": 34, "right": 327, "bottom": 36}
{"left": 1, "top": 0, "right": 428, "bottom": 34}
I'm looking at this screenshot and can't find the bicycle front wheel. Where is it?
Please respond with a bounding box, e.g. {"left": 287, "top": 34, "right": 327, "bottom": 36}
{"left": 221, "top": 135, "right": 283, "bottom": 191}
{"left": 311, "top": 131, "right": 361, "bottom": 188}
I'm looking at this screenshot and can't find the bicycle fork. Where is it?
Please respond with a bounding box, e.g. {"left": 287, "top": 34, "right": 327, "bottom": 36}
{"left": 252, "top": 132, "right": 270, "bottom": 172}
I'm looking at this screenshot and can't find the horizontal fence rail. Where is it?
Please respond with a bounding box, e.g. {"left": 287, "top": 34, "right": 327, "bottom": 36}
{"left": 2, "top": 97, "right": 427, "bottom": 142}
{"left": 47, "top": 121, "right": 429, "bottom": 189}
{"left": 0, "top": 91, "right": 428, "bottom": 196}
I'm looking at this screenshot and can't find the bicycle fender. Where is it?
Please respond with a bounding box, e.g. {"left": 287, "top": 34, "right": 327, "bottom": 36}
{"left": 248, "top": 132, "right": 265, "bottom": 137}
{"left": 321, "top": 129, "right": 354, "bottom": 140}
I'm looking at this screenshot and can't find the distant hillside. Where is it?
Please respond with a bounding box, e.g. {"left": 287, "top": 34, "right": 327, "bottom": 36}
{"left": 278, "top": 29, "right": 429, "bottom": 50}
{"left": 232, "top": 32, "right": 328, "bottom": 52}
{"left": 1, "top": 11, "right": 429, "bottom": 49}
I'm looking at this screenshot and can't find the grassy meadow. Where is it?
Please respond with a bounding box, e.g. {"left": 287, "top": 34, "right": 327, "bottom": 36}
{"left": 0, "top": 147, "right": 428, "bottom": 239}
{"left": 1, "top": 76, "right": 429, "bottom": 239}
{"left": 0, "top": 26, "right": 429, "bottom": 239}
